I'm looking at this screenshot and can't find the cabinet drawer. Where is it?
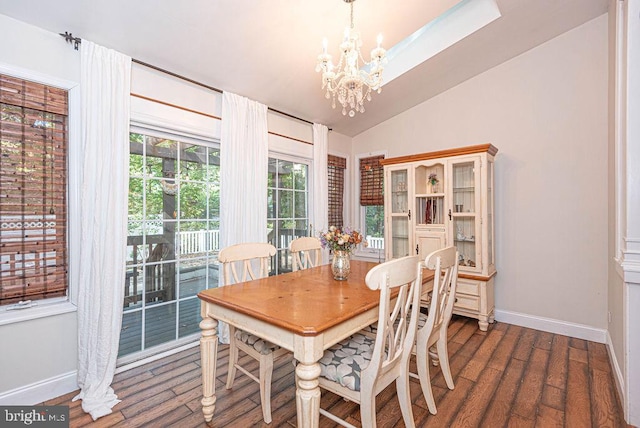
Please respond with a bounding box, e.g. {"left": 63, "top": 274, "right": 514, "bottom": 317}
{"left": 454, "top": 293, "right": 479, "bottom": 311}
{"left": 457, "top": 278, "right": 480, "bottom": 296}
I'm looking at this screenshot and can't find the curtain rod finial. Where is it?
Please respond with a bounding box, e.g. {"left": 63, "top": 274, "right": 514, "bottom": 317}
{"left": 59, "top": 31, "right": 81, "bottom": 50}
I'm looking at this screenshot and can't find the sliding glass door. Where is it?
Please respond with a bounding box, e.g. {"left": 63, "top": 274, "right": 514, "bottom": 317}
{"left": 120, "top": 132, "right": 220, "bottom": 359}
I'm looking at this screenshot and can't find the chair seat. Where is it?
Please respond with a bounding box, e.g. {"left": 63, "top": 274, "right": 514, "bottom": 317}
{"left": 234, "top": 329, "right": 281, "bottom": 355}
{"left": 319, "top": 333, "right": 375, "bottom": 392}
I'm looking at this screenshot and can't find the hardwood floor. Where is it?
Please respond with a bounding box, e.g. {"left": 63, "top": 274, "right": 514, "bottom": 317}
{"left": 44, "top": 316, "right": 629, "bottom": 427}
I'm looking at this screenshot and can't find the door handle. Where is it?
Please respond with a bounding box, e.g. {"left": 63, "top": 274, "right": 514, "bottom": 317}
{"left": 448, "top": 209, "right": 452, "bottom": 221}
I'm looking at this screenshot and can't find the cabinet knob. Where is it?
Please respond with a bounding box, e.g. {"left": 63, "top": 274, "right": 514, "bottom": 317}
{"left": 448, "top": 209, "right": 452, "bottom": 221}
{"left": 416, "top": 244, "right": 419, "bottom": 255}
{"left": 408, "top": 209, "right": 411, "bottom": 220}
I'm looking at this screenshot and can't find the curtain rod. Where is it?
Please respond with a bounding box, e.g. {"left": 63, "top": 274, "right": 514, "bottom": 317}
{"left": 59, "top": 31, "right": 323, "bottom": 128}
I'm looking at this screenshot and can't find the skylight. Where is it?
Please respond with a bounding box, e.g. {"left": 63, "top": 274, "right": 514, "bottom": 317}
{"left": 377, "top": 0, "right": 502, "bottom": 86}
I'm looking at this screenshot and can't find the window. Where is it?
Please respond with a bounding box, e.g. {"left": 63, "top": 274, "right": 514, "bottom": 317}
{"left": 328, "top": 154, "right": 346, "bottom": 228}
{"left": 0, "top": 74, "right": 68, "bottom": 307}
{"left": 359, "top": 154, "right": 385, "bottom": 253}
{"left": 267, "top": 157, "right": 309, "bottom": 275}
{"left": 120, "top": 132, "right": 220, "bottom": 358}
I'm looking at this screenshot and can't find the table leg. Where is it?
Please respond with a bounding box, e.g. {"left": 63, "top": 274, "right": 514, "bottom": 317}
{"left": 200, "top": 317, "right": 218, "bottom": 422}
{"left": 295, "top": 361, "right": 321, "bottom": 428}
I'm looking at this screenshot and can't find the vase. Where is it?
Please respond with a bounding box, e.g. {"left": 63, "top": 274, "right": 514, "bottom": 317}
{"left": 331, "top": 250, "right": 351, "bottom": 281}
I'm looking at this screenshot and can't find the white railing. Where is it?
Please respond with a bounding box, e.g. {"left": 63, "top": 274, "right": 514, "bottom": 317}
{"left": 178, "top": 230, "right": 220, "bottom": 255}
{"left": 366, "top": 236, "right": 384, "bottom": 250}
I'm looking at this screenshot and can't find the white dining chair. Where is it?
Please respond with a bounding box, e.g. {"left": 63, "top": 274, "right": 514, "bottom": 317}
{"left": 413, "top": 246, "right": 459, "bottom": 415}
{"left": 289, "top": 236, "right": 322, "bottom": 271}
{"left": 219, "top": 242, "right": 287, "bottom": 424}
{"left": 317, "top": 255, "right": 423, "bottom": 428}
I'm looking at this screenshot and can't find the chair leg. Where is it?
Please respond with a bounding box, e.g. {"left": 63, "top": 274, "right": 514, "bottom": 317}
{"left": 416, "top": 350, "right": 437, "bottom": 415}
{"left": 396, "top": 368, "right": 416, "bottom": 428}
{"left": 437, "top": 337, "right": 455, "bottom": 390}
{"left": 359, "top": 388, "right": 377, "bottom": 428}
{"left": 226, "top": 326, "right": 238, "bottom": 389}
{"left": 259, "top": 354, "right": 274, "bottom": 424}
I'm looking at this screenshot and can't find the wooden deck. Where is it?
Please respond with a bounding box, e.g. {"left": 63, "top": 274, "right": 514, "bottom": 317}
{"left": 45, "top": 316, "right": 629, "bottom": 427}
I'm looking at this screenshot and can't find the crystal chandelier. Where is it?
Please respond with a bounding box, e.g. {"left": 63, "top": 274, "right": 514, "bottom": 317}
{"left": 316, "top": 0, "right": 387, "bottom": 117}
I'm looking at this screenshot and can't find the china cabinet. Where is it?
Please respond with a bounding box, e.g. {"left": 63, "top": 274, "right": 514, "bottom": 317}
{"left": 381, "top": 144, "right": 498, "bottom": 331}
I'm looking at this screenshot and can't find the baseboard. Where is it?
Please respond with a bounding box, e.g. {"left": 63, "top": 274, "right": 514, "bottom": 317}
{"left": 0, "top": 371, "right": 78, "bottom": 405}
{"left": 605, "top": 330, "right": 626, "bottom": 413}
{"left": 494, "top": 309, "right": 607, "bottom": 343}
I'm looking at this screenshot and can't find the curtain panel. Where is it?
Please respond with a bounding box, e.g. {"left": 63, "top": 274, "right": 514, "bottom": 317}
{"left": 72, "top": 40, "right": 131, "bottom": 421}
{"left": 218, "top": 91, "right": 268, "bottom": 343}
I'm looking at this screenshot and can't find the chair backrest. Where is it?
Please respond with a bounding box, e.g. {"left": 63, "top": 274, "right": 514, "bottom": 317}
{"left": 218, "top": 243, "right": 277, "bottom": 285}
{"left": 421, "top": 246, "right": 459, "bottom": 346}
{"left": 362, "top": 255, "right": 422, "bottom": 391}
{"left": 289, "top": 237, "right": 322, "bottom": 271}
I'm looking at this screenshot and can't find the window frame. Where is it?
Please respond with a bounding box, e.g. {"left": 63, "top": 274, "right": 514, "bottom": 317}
{"left": 354, "top": 151, "right": 387, "bottom": 260}
{"left": 0, "top": 64, "right": 80, "bottom": 326}
{"left": 267, "top": 151, "right": 312, "bottom": 276}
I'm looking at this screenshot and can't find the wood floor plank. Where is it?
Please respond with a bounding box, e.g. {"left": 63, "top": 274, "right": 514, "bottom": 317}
{"left": 566, "top": 356, "right": 592, "bottom": 427}
{"left": 488, "top": 324, "right": 522, "bottom": 372}
{"left": 541, "top": 384, "right": 564, "bottom": 410}
{"left": 451, "top": 366, "right": 502, "bottom": 426}
{"left": 481, "top": 358, "right": 526, "bottom": 427}
{"left": 512, "top": 347, "right": 549, "bottom": 420}
{"left": 513, "top": 328, "right": 538, "bottom": 361}
{"left": 545, "top": 334, "right": 569, "bottom": 390}
{"left": 459, "top": 323, "right": 505, "bottom": 381}
{"left": 420, "top": 377, "right": 474, "bottom": 427}
{"left": 591, "top": 366, "right": 625, "bottom": 428}
{"left": 535, "top": 404, "right": 564, "bottom": 427}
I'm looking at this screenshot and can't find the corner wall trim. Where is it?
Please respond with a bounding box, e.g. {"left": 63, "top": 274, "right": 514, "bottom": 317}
{"left": 0, "top": 371, "right": 78, "bottom": 405}
{"left": 494, "top": 309, "right": 607, "bottom": 343}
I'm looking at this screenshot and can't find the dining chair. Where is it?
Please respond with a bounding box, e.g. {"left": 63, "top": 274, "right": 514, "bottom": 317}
{"left": 317, "top": 255, "right": 423, "bottom": 428}
{"left": 289, "top": 236, "right": 322, "bottom": 271}
{"left": 413, "top": 246, "right": 459, "bottom": 415}
{"left": 219, "top": 242, "right": 286, "bottom": 424}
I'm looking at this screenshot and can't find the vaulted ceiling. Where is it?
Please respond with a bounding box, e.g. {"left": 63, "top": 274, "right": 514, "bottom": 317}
{"left": 0, "top": 0, "right": 608, "bottom": 136}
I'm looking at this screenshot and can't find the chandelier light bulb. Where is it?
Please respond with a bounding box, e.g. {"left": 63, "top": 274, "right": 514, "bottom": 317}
{"left": 315, "top": 0, "right": 386, "bottom": 117}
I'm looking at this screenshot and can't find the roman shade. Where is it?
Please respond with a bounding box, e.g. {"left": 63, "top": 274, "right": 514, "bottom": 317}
{"left": 359, "top": 154, "right": 384, "bottom": 206}
{"left": 0, "top": 74, "right": 68, "bottom": 305}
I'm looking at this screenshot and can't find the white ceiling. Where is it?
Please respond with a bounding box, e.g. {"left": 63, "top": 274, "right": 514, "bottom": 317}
{"left": 0, "top": 0, "right": 608, "bottom": 137}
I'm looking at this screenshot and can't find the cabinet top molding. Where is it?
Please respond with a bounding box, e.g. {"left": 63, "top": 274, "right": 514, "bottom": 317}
{"left": 380, "top": 144, "right": 498, "bottom": 166}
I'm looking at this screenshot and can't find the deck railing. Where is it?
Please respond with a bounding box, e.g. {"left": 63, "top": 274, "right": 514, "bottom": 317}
{"left": 178, "top": 230, "right": 220, "bottom": 255}
{"left": 366, "top": 235, "right": 384, "bottom": 250}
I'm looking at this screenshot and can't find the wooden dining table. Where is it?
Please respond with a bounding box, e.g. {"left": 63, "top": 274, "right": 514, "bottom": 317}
{"left": 197, "top": 260, "right": 434, "bottom": 427}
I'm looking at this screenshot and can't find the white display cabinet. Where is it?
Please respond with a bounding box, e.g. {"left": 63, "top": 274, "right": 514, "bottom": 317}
{"left": 382, "top": 144, "right": 498, "bottom": 331}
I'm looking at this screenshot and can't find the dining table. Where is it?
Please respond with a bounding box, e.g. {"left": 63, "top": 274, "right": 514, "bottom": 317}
{"left": 197, "top": 259, "right": 435, "bottom": 427}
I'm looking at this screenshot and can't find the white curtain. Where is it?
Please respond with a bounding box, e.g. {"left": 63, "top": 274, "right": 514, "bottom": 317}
{"left": 218, "top": 91, "right": 268, "bottom": 342}
{"left": 312, "top": 124, "right": 329, "bottom": 263}
{"left": 72, "top": 40, "right": 131, "bottom": 420}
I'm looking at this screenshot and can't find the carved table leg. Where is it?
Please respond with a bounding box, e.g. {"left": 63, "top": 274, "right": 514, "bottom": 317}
{"left": 200, "top": 317, "right": 219, "bottom": 422}
{"left": 295, "top": 361, "right": 322, "bottom": 428}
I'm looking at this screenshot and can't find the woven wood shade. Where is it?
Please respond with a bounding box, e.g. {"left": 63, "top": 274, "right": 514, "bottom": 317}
{"left": 359, "top": 155, "right": 384, "bottom": 206}
{"left": 328, "top": 154, "right": 346, "bottom": 227}
{"left": 0, "top": 74, "right": 68, "bottom": 305}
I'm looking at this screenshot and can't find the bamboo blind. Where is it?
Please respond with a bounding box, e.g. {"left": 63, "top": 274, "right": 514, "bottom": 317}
{"left": 359, "top": 155, "right": 384, "bottom": 206}
{"left": 0, "top": 74, "right": 68, "bottom": 305}
{"left": 328, "top": 154, "right": 346, "bottom": 227}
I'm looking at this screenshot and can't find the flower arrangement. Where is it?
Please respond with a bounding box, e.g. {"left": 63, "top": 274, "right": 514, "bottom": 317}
{"left": 319, "top": 226, "right": 366, "bottom": 253}
{"left": 428, "top": 172, "right": 439, "bottom": 185}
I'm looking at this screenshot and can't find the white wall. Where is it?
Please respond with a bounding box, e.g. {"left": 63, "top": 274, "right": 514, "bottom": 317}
{"left": 0, "top": 14, "right": 80, "bottom": 397}
{"left": 352, "top": 15, "right": 609, "bottom": 332}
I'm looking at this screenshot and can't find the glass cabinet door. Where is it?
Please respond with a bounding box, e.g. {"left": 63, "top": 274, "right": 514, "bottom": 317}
{"left": 388, "top": 169, "right": 410, "bottom": 258}
{"left": 390, "top": 170, "right": 408, "bottom": 214}
{"left": 451, "top": 159, "right": 480, "bottom": 270}
{"left": 391, "top": 217, "right": 410, "bottom": 258}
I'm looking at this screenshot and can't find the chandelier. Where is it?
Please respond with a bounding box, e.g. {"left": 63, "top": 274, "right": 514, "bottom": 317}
{"left": 315, "top": 0, "right": 387, "bottom": 117}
